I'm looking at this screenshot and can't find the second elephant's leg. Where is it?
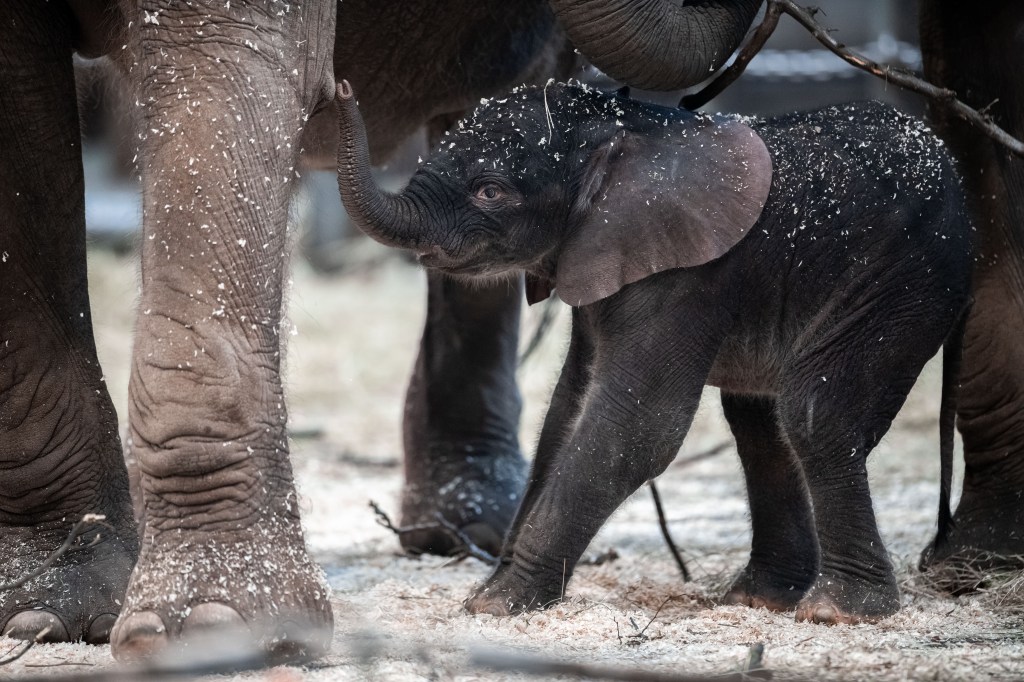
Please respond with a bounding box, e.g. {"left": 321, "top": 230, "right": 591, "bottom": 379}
{"left": 400, "top": 273, "right": 528, "bottom": 556}
{"left": 110, "top": 0, "right": 336, "bottom": 662}
{"left": 720, "top": 394, "right": 817, "bottom": 611}
{"left": 0, "top": 0, "right": 137, "bottom": 645}
{"left": 918, "top": 1, "right": 1024, "bottom": 575}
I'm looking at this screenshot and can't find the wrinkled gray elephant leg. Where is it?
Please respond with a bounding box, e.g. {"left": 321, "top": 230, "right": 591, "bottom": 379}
{"left": 400, "top": 272, "right": 527, "bottom": 556}
{"left": 720, "top": 394, "right": 817, "bottom": 611}
{"left": 781, "top": 294, "right": 955, "bottom": 625}
{"left": 918, "top": 1, "right": 1024, "bottom": 579}
{"left": 465, "top": 300, "right": 722, "bottom": 615}
{"left": 110, "top": 0, "right": 336, "bottom": 662}
{"left": 0, "top": 2, "right": 138, "bottom": 644}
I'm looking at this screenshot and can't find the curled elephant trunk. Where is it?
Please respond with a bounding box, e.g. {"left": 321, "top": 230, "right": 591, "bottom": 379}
{"left": 335, "top": 80, "right": 425, "bottom": 251}
{"left": 551, "top": 0, "right": 763, "bottom": 91}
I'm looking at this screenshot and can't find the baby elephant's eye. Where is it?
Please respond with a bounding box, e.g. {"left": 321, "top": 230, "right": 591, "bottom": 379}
{"left": 476, "top": 184, "right": 503, "bottom": 201}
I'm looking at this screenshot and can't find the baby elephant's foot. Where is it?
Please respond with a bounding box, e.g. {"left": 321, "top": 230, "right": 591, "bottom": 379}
{"left": 722, "top": 563, "right": 814, "bottom": 612}
{"left": 401, "top": 446, "right": 527, "bottom": 557}
{"left": 464, "top": 561, "right": 562, "bottom": 616}
{"left": 795, "top": 571, "right": 900, "bottom": 624}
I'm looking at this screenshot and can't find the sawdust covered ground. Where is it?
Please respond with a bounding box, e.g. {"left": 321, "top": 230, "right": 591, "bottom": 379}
{"left": 2, "top": 247, "right": 1021, "bottom": 681}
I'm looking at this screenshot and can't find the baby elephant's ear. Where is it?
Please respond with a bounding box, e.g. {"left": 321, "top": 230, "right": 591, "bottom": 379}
{"left": 556, "top": 116, "right": 772, "bottom": 306}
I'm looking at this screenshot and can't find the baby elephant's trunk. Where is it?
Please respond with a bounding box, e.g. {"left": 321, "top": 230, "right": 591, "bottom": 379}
{"left": 334, "top": 80, "right": 423, "bottom": 250}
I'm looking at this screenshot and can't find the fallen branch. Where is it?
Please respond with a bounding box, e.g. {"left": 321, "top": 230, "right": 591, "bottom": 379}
{"left": 649, "top": 482, "right": 691, "bottom": 583}
{"left": 471, "top": 642, "right": 774, "bottom": 681}
{"left": 0, "top": 515, "right": 106, "bottom": 592}
{"left": 682, "top": 0, "right": 1024, "bottom": 157}
{"left": 0, "top": 627, "right": 271, "bottom": 681}
{"left": 369, "top": 501, "right": 498, "bottom": 564}
{"left": 0, "top": 627, "right": 50, "bottom": 666}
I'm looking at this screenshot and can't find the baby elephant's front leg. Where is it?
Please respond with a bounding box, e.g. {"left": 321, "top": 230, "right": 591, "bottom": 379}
{"left": 465, "top": 314, "right": 716, "bottom": 615}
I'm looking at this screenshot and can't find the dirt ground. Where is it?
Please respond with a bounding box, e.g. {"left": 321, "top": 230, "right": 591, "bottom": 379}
{"left": 2, "top": 246, "right": 1022, "bottom": 681}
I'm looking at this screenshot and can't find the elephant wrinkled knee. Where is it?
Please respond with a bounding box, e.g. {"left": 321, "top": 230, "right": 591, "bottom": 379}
{"left": 3, "top": 610, "right": 71, "bottom": 642}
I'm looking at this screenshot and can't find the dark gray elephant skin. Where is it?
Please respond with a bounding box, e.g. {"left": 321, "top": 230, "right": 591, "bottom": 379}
{"left": 0, "top": 0, "right": 760, "bottom": 660}
{"left": 335, "top": 82, "right": 973, "bottom": 624}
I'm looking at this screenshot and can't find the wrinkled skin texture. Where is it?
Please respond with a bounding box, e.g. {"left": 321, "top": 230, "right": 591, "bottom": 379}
{"left": 0, "top": 3, "right": 138, "bottom": 646}
{"left": 917, "top": 0, "right": 1024, "bottom": 582}
{"left": 336, "top": 84, "right": 973, "bottom": 624}
{"left": 0, "top": 0, "right": 760, "bottom": 660}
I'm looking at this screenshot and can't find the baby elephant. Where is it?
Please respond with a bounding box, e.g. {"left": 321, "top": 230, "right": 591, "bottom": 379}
{"left": 335, "top": 80, "right": 972, "bottom": 624}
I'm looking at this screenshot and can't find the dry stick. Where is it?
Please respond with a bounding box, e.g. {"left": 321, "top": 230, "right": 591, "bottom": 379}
{"left": 471, "top": 642, "right": 776, "bottom": 682}
{"left": 0, "top": 628, "right": 50, "bottom": 667}
{"left": 683, "top": 0, "right": 1024, "bottom": 157}
{"left": 369, "top": 501, "right": 498, "bottom": 565}
{"left": 0, "top": 515, "right": 106, "bottom": 592}
{"left": 648, "top": 440, "right": 732, "bottom": 582}
{"left": 648, "top": 482, "right": 691, "bottom": 583}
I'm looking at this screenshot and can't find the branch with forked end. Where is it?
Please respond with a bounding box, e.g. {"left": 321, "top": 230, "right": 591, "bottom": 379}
{"left": 369, "top": 500, "right": 498, "bottom": 565}
{"left": 682, "top": 0, "right": 1024, "bottom": 157}
{"left": 0, "top": 514, "right": 108, "bottom": 593}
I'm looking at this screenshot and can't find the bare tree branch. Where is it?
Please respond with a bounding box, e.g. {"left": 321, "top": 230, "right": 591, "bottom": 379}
{"left": 0, "top": 628, "right": 50, "bottom": 667}
{"left": 369, "top": 501, "right": 498, "bottom": 565}
{"left": 471, "top": 642, "right": 775, "bottom": 681}
{"left": 648, "top": 482, "right": 691, "bottom": 583}
{"left": 0, "top": 515, "right": 106, "bottom": 593}
{"left": 681, "top": 0, "right": 1024, "bottom": 157}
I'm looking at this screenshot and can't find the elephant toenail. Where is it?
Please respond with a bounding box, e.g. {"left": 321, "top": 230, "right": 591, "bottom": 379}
{"left": 111, "top": 611, "right": 168, "bottom": 662}
{"left": 85, "top": 613, "right": 118, "bottom": 645}
{"left": 3, "top": 610, "right": 70, "bottom": 642}
{"left": 812, "top": 604, "right": 837, "bottom": 624}
{"left": 181, "top": 602, "right": 247, "bottom": 634}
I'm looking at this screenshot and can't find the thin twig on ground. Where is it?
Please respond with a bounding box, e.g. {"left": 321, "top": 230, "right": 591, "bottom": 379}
{"left": 0, "top": 629, "right": 272, "bottom": 681}
{"left": 622, "top": 596, "right": 678, "bottom": 646}
{"left": 369, "top": 501, "right": 498, "bottom": 564}
{"left": 471, "top": 642, "right": 776, "bottom": 681}
{"left": 649, "top": 481, "right": 691, "bottom": 583}
{"left": 0, "top": 515, "right": 106, "bottom": 593}
{"left": 0, "top": 627, "right": 50, "bottom": 666}
{"left": 681, "top": 0, "right": 1024, "bottom": 157}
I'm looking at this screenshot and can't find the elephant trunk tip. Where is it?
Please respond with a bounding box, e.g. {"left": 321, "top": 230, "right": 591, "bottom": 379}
{"left": 336, "top": 79, "right": 354, "bottom": 101}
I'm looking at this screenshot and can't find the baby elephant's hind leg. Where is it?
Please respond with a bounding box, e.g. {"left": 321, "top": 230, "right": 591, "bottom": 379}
{"left": 721, "top": 394, "right": 818, "bottom": 611}
{"left": 779, "top": 304, "right": 953, "bottom": 624}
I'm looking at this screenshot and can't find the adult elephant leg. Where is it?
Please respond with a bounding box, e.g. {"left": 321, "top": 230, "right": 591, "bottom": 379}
{"left": 0, "top": 1, "right": 137, "bottom": 644}
{"left": 110, "top": 1, "right": 335, "bottom": 661}
{"left": 400, "top": 272, "right": 527, "bottom": 556}
{"left": 918, "top": 2, "right": 1024, "bottom": 575}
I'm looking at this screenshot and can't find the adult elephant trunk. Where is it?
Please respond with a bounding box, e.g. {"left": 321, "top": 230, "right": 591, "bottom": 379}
{"left": 335, "top": 81, "right": 426, "bottom": 251}
{"left": 551, "top": 0, "right": 763, "bottom": 91}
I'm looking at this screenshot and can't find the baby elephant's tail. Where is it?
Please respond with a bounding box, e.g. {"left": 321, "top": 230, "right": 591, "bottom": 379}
{"left": 932, "top": 302, "right": 971, "bottom": 556}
